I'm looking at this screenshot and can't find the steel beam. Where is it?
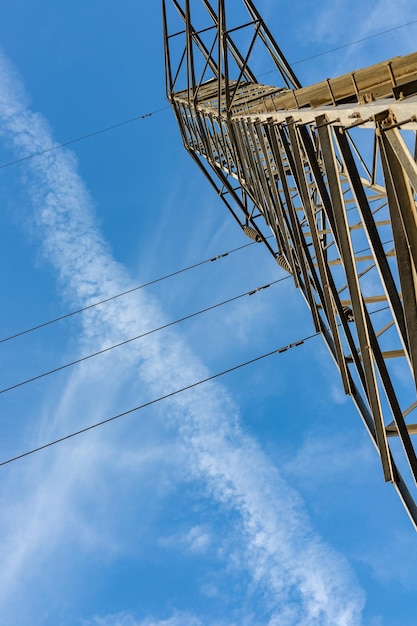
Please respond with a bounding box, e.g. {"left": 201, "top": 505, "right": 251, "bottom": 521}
{"left": 163, "top": 0, "right": 417, "bottom": 528}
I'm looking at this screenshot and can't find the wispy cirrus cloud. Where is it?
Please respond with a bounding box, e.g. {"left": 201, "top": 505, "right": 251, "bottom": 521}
{"left": 0, "top": 50, "right": 365, "bottom": 626}
{"left": 159, "top": 524, "right": 212, "bottom": 555}
{"left": 292, "top": 0, "right": 417, "bottom": 82}
{"left": 297, "top": 0, "right": 416, "bottom": 48}
{"left": 359, "top": 0, "right": 417, "bottom": 40}
{"left": 84, "top": 613, "right": 207, "bottom": 626}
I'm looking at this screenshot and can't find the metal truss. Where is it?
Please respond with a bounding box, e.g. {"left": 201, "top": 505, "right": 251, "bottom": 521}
{"left": 163, "top": 0, "right": 417, "bottom": 527}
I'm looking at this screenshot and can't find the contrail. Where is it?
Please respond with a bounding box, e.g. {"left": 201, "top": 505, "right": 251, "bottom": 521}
{"left": 0, "top": 50, "right": 365, "bottom": 626}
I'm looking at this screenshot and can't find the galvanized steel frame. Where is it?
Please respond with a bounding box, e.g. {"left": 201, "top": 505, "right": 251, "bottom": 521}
{"left": 163, "top": 0, "right": 417, "bottom": 527}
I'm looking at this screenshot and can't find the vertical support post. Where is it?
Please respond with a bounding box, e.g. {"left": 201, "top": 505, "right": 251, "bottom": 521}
{"left": 379, "top": 129, "right": 417, "bottom": 390}
{"left": 317, "top": 115, "right": 394, "bottom": 483}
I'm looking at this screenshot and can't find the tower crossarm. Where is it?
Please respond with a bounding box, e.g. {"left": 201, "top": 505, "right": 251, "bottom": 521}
{"left": 163, "top": 0, "right": 417, "bottom": 528}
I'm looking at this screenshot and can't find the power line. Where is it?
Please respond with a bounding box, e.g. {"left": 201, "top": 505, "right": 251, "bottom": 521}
{"left": 259, "top": 19, "right": 417, "bottom": 77}
{"left": 0, "top": 300, "right": 398, "bottom": 466}
{"left": 0, "top": 240, "right": 261, "bottom": 345}
{"left": 0, "top": 106, "right": 170, "bottom": 171}
{"left": 291, "top": 19, "right": 417, "bottom": 66}
{"left": 0, "top": 237, "right": 392, "bottom": 346}
{"left": 0, "top": 255, "right": 394, "bottom": 394}
{"left": 0, "top": 278, "right": 289, "bottom": 395}
{"left": 0, "top": 303, "right": 398, "bottom": 466}
{"left": 0, "top": 332, "right": 319, "bottom": 468}
{"left": 0, "top": 20, "right": 415, "bottom": 173}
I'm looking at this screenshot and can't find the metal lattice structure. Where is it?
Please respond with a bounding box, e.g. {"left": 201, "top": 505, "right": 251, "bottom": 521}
{"left": 162, "top": 0, "right": 417, "bottom": 527}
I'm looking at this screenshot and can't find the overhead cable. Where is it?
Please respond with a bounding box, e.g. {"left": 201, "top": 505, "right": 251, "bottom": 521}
{"left": 0, "top": 332, "right": 319, "bottom": 468}
{"left": 291, "top": 19, "right": 417, "bottom": 66}
{"left": 0, "top": 240, "right": 263, "bottom": 345}
{"left": 0, "top": 223, "right": 393, "bottom": 346}
{"left": 259, "top": 19, "right": 417, "bottom": 77}
{"left": 0, "top": 306, "right": 394, "bottom": 465}
{"left": 0, "top": 265, "right": 393, "bottom": 395}
{"left": 0, "top": 278, "right": 289, "bottom": 395}
{"left": 0, "top": 19, "right": 415, "bottom": 172}
{"left": 0, "top": 106, "right": 170, "bottom": 171}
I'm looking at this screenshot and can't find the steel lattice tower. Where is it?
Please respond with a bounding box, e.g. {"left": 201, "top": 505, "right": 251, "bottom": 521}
{"left": 162, "top": 0, "right": 417, "bottom": 527}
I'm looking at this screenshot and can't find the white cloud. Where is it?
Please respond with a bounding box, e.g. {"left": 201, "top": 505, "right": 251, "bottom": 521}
{"left": 359, "top": 0, "right": 416, "bottom": 39}
{"left": 356, "top": 530, "right": 417, "bottom": 592}
{"left": 300, "top": 0, "right": 416, "bottom": 48}
{"left": 294, "top": 0, "right": 417, "bottom": 81}
{"left": 85, "top": 613, "right": 205, "bottom": 626}
{"left": 283, "top": 432, "right": 373, "bottom": 491}
{"left": 0, "top": 50, "right": 366, "bottom": 626}
{"left": 160, "top": 524, "right": 212, "bottom": 555}
{"left": 201, "top": 582, "right": 220, "bottom": 598}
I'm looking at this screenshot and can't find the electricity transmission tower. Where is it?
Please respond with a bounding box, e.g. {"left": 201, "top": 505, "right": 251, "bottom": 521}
{"left": 162, "top": 0, "right": 417, "bottom": 527}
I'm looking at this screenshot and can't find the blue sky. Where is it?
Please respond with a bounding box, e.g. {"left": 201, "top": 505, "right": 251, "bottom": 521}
{"left": 0, "top": 2, "right": 416, "bottom": 626}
